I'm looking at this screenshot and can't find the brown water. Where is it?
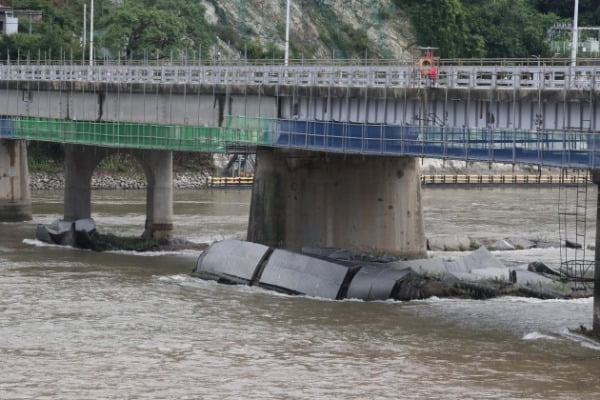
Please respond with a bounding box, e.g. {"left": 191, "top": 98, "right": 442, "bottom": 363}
{"left": 1, "top": 187, "right": 599, "bottom": 399}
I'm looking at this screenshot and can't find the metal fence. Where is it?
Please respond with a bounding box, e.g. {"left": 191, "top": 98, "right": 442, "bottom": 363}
{"left": 0, "top": 63, "right": 599, "bottom": 90}
{"left": 3, "top": 116, "right": 600, "bottom": 168}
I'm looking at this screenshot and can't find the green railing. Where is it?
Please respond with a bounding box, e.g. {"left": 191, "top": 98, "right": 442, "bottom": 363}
{"left": 9, "top": 116, "right": 271, "bottom": 152}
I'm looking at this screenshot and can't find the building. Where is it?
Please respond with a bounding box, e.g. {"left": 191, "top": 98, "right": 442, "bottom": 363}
{"left": 0, "top": 2, "right": 18, "bottom": 35}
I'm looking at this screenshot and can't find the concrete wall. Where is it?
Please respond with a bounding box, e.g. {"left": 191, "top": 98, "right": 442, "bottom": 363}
{"left": 0, "top": 84, "right": 277, "bottom": 126}
{"left": 0, "top": 139, "right": 31, "bottom": 221}
{"left": 1, "top": 82, "right": 596, "bottom": 132}
{"left": 278, "top": 88, "right": 598, "bottom": 131}
{"left": 247, "top": 147, "right": 426, "bottom": 258}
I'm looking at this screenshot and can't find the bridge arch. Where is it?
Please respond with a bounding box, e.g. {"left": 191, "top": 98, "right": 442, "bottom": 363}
{"left": 64, "top": 144, "right": 173, "bottom": 240}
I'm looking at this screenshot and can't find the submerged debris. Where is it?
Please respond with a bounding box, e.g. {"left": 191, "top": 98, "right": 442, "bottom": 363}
{"left": 192, "top": 239, "right": 593, "bottom": 301}
{"left": 35, "top": 218, "right": 207, "bottom": 252}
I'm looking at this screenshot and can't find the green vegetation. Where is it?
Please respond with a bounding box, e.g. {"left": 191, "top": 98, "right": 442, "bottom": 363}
{"left": 2, "top": 0, "right": 598, "bottom": 62}
{"left": 396, "top": 0, "right": 600, "bottom": 58}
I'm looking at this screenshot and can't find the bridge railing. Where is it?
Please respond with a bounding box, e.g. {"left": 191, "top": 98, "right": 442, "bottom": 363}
{"left": 1, "top": 63, "right": 599, "bottom": 90}
{"left": 3, "top": 115, "right": 600, "bottom": 168}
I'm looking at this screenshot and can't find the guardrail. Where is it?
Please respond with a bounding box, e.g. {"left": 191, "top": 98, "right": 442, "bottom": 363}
{"left": 207, "top": 176, "right": 254, "bottom": 187}
{"left": 0, "top": 63, "right": 598, "bottom": 90}
{"left": 5, "top": 115, "right": 600, "bottom": 169}
{"left": 206, "top": 175, "right": 586, "bottom": 187}
{"left": 420, "top": 174, "right": 589, "bottom": 185}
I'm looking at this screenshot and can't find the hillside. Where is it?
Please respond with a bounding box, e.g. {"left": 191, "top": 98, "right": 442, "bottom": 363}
{"left": 7, "top": 0, "right": 599, "bottom": 174}
{"left": 6, "top": 0, "right": 598, "bottom": 62}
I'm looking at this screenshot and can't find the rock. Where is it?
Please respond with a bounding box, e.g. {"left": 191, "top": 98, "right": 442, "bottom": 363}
{"left": 528, "top": 261, "right": 561, "bottom": 276}
{"left": 507, "top": 237, "right": 535, "bottom": 249}
{"left": 565, "top": 240, "right": 582, "bottom": 249}
{"left": 427, "top": 235, "right": 472, "bottom": 251}
{"left": 488, "top": 239, "right": 515, "bottom": 251}
{"left": 462, "top": 246, "right": 507, "bottom": 270}
{"left": 75, "top": 218, "right": 96, "bottom": 233}
{"left": 35, "top": 224, "right": 52, "bottom": 243}
{"left": 45, "top": 219, "right": 75, "bottom": 246}
{"left": 391, "top": 257, "right": 447, "bottom": 276}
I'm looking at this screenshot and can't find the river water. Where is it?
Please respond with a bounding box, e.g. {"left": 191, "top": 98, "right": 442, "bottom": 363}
{"left": 1, "top": 187, "right": 599, "bottom": 399}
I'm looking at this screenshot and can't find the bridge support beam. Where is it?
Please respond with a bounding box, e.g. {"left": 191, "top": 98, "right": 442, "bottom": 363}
{"left": 140, "top": 150, "right": 173, "bottom": 241}
{"left": 0, "top": 139, "right": 31, "bottom": 221}
{"left": 64, "top": 145, "right": 173, "bottom": 240}
{"left": 247, "top": 147, "right": 426, "bottom": 258}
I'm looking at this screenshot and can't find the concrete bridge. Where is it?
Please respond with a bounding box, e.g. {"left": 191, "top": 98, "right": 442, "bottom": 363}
{"left": 2, "top": 60, "right": 600, "bottom": 253}
{"left": 3, "top": 59, "right": 600, "bottom": 333}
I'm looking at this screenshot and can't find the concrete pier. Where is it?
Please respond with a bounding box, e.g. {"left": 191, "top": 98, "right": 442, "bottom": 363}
{"left": 0, "top": 139, "right": 31, "bottom": 221}
{"left": 247, "top": 147, "right": 426, "bottom": 258}
{"left": 64, "top": 144, "right": 173, "bottom": 240}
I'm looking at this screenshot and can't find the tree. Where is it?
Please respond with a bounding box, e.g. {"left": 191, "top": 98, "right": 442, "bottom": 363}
{"left": 533, "top": 0, "right": 600, "bottom": 26}
{"left": 467, "top": 0, "right": 559, "bottom": 58}
{"left": 404, "top": 0, "right": 485, "bottom": 58}
{"left": 100, "top": 0, "right": 212, "bottom": 60}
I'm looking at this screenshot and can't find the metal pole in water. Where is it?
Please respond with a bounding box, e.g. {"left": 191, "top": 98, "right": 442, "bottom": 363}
{"left": 593, "top": 170, "right": 600, "bottom": 335}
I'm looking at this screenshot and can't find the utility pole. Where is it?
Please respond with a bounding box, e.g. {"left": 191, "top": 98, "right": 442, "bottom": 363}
{"left": 89, "top": 0, "right": 94, "bottom": 66}
{"left": 284, "top": 0, "right": 290, "bottom": 66}
{"left": 82, "top": 4, "right": 87, "bottom": 51}
{"left": 571, "top": 0, "right": 579, "bottom": 67}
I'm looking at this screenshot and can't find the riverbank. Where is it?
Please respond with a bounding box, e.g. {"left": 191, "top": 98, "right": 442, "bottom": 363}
{"left": 29, "top": 171, "right": 210, "bottom": 190}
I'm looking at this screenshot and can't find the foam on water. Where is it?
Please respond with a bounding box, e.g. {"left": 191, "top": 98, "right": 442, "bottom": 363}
{"left": 522, "top": 331, "right": 558, "bottom": 341}
{"left": 23, "top": 238, "right": 65, "bottom": 248}
{"left": 560, "top": 329, "right": 600, "bottom": 350}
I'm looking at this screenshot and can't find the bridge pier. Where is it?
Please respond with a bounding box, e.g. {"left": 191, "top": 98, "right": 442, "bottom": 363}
{"left": 64, "top": 145, "right": 173, "bottom": 240}
{"left": 0, "top": 139, "right": 32, "bottom": 221}
{"left": 247, "top": 147, "right": 426, "bottom": 258}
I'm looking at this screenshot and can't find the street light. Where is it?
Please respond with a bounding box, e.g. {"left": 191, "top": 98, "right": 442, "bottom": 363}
{"left": 89, "top": 0, "right": 94, "bottom": 66}
{"left": 571, "top": 0, "right": 579, "bottom": 67}
{"left": 284, "top": 0, "right": 290, "bottom": 66}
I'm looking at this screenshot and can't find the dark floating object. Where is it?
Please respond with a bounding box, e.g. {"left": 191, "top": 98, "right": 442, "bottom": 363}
{"left": 193, "top": 240, "right": 594, "bottom": 301}
{"left": 36, "top": 218, "right": 96, "bottom": 248}
{"left": 192, "top": 239, "right": 419, "bottom": 301}
{"left": 564, "top": 240, "right": 582, "bottom": 249}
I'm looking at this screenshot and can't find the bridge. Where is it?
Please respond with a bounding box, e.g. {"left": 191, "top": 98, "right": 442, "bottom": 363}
{"left": 2, "top": 59, "right": 600, "bottom": 333}
{"left": 0, "top": 61, "right": 599, "bottom": 165}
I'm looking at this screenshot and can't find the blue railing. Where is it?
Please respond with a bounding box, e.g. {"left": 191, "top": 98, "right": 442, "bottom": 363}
{"left": 268, "top": 119, "right": 600, "bottom": 169}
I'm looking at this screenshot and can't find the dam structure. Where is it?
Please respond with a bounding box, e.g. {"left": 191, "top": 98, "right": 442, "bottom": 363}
{"left": 1, "top": 59, "right": 600, "bottom": 270}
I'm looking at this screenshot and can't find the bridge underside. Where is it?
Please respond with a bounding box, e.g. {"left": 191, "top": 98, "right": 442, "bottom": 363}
{"left": 1, "top": 77, "right": 600, "bottom": 168}
{"left": 64, "top": 144, "right": 173, "bottom": 240}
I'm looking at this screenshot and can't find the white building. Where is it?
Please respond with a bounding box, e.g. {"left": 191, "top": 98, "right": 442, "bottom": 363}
{"left": 0, "top": 2, "right": 18, "bottom": 35}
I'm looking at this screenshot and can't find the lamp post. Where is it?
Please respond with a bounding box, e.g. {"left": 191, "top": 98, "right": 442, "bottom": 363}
{"left": 284, "top": 0, "right": 290, "bottom": 66}
{"left": 89, "top": 0, "right": 94, "bottom": 66}
{"left": 571, "top": 0, "right": 579, "bottom": 67}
